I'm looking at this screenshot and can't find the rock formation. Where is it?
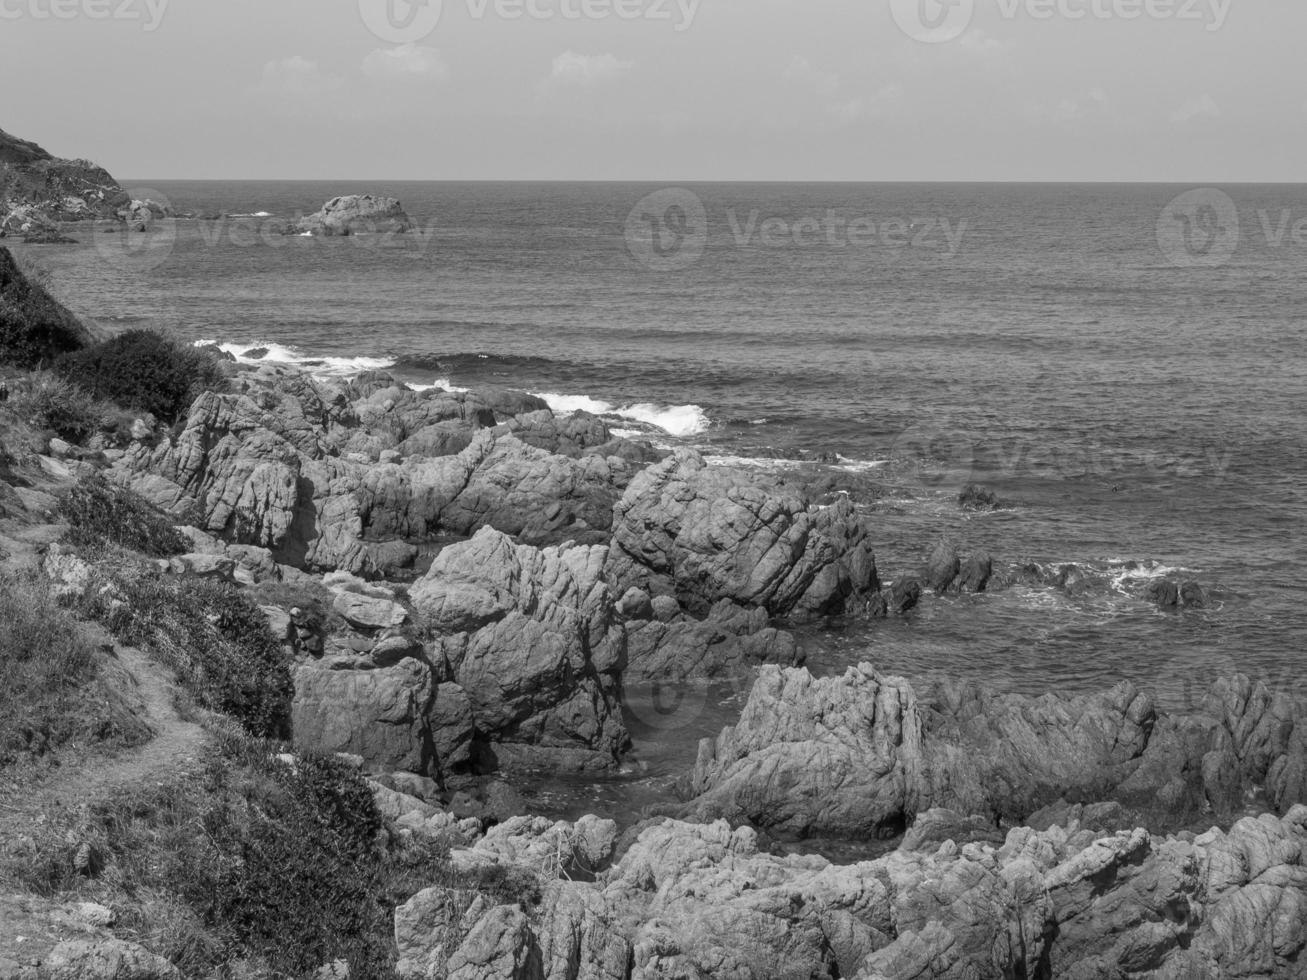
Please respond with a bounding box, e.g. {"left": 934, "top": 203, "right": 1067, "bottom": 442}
{"left": 0, "top": 126, "right": 127, "bottom": 233}
{"left": 607, "top": 451, "right": 880, "bottom": 622}
{"left": 682, "top": 664, "right": 1307, "bottom": 839}
{"left": 296, "top": 194, "right": 413, "bottom": 236}
{"left": 390, "top": 807, "right": 1307, "bottom": 979}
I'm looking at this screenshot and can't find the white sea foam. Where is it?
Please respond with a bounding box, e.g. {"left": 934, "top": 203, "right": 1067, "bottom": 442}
{"left": 230, "top": 211, "right": 274, "bottom": 218}
{"left": 1106, "top": 560, "right": 1201, "bottom": 593}
{"left": 195, "top": 340, "right": 393, "bottom": 378}
{"left": 533, "top": 391, "right": 711, "bottom": 438}
{"left": 410, "top": 377, "right": 471, "bottom": 394}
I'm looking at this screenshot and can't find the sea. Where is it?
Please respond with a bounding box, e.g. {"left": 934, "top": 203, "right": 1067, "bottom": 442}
{"left": 15, "top": 180, "right": 1307, "bottom": 833}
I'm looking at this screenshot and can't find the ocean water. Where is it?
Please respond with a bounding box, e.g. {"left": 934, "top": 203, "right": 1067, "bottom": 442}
{"left": 15, "top": 181, "right": 1307, "bottom": 825}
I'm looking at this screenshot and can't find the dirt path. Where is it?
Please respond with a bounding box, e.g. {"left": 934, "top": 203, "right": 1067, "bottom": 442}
{"left": 0, "top": 638, "right": 208, "bottom": 976}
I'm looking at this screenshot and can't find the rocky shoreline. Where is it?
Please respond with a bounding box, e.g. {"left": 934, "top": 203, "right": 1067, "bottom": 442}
{"left": 4, "top": 247, "right": 1307, "bottom": 975}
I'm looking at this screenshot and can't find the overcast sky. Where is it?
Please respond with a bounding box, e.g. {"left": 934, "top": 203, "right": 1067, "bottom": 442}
{"left": 1, "top": 0, "right": 1302, "bottom": 181}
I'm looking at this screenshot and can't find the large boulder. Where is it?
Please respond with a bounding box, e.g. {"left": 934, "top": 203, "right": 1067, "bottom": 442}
{"left": 291, "top": 658, "right": 476, "bottom": 778}
{"left": 682, "top": 664, "right": 1307, "bottom": 839}
{"left": 296, "top": 194, "right": 412, "bottom": 236}
{"left": 412, "top": 528, "right": 630, "bottom": 770}
{"left": 606, "top": 451, "right": 879, "bottom": 622}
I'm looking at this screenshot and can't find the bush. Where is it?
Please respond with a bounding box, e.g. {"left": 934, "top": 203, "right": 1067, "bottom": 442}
{"left": 0, "top": 573, "right": 151, "bottom": 767}
{"left": 0, "top": 247, "right": 96, "bottom": 368}
{"left": 8, "top": 371, "right": 109, "bottom": 443}
{"left": 59, "top": 476, "right": 190, "bottom": 557}
{"left": 83, "top": 568, "right": 293, "bottom": 739}
{"left": 57, "top": 329, "right": 227, "bottom": 424}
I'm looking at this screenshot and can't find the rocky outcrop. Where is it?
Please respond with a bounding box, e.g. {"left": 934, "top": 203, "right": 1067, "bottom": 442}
{"left": 412, "top": 528, "right": 630, "bottom": 771}
{"left": 606, "top": 451, "right": 880, "bottom": 622}
{"left": 0, "top": 127, "right": 127, "bottom": 233}
{"left": 296, "top": 194, "right": 412, "bottom": 236}
{"left": 682, "top": 664, "right": 1307, "bottom": 839}
{"left": 623, "top": 597, "right": 802, "bottom": 680}
{"left": 392, "top": 808, "right": 1307, "bottom": 980}
{"left": 112, "top": 371, "right": 637, "bottom": 574}
{"left": 0, "top": 247, "right": 104, "bottom": 367}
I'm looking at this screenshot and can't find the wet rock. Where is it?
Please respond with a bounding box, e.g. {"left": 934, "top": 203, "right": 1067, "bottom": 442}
{"left": 1148, "top": 579, "right": 1181, "bottom": 609}
{"left": 922, "top": 540, "right": 960, "bottom": 594}
{"left": 958, "top": 483, "right": 1002, "bottom": 511}
{"left": 957, "top": 552, "right": 993, "bottom": 593}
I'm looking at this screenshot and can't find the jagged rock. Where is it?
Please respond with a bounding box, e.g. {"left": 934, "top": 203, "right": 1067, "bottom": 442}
{"left": 958, "top": 484, "right": 1001, "bottom": 511}
{"left": 624, "top": 599, "right": 802, "bottom": 680}
{"left": 607, "top": 451, "right": 879, "bottom": 622}
{"left": 333, "top": 591, "right": 408, "bottom": 630}
{"left": 291, "top": 658, "right": 475, "bottom": 778}
{"left": 112, "top": 378, "right": 636, "bottom": 575}
{"left": 39, "top": 939, "right": 181, "bottom": 979}
{"left": 296, "top": 194, "right": 412, "bottom": 236}
{"left": 923, "top": 540, "right": 960, "bottom": 594}
{"left": 957, "top": 553, "right": 993, "bottom": 593}
{"left": 412, "top": 528, "right": 628, "bottom": 770}
{"left": 453, "top": 814, "right": 619, "bottom": 878}
{"left": 395, "top": 808, "right": 1307, "bottom": 980}
{"left": 682, "top": 665, "right": 1307, "bottom": 839}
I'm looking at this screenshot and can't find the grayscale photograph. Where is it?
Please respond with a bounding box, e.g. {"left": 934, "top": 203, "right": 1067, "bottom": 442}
{"left": 1, "top": 1, "right": 1305, "bottom": 977}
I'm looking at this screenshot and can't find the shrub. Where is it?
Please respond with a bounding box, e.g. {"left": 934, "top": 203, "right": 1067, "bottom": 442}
{"left": 8, "top": 371, "right": 109, "bottom": 443}
{"left": 0, "top": 247, "right": 96, "bottom": 368}
{"left": 57, "top": 329, "right": 227, "bottom": 424}
{"left": 59, "top": 476, "right": 190, "bottom": 557}
{"left": 83, "top": 568, "right": 293, "bottom": 739}
{"left": 0, "top": 573, "right": 151, "bottom": 767}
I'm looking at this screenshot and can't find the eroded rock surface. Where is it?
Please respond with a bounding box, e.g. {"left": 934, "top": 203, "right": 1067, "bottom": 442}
{"left": 682, "top": 664, "right": 1307, "bottom": 839}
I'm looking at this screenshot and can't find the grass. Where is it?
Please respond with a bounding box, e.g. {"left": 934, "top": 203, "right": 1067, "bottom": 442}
{"left": 0, "top": 572, "right": 151, "bottom": 768}
{"left": 0, "top": 247, "right": 95, "bottom": 369}
{"left": 7, "top": 370, "right": 111, "bottom": 444}
{"left": 72, "top": 557, "right": 294, "bottom": 739}
{"left": 58, "top": 475, "right": 190, "bottom": 557}
{"left": 0, "top": 723, "right": 544, "bottom": 979}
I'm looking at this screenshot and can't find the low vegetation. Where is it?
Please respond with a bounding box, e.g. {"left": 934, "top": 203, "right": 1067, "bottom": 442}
{"left": 0, "top": 247, "right": 98, "bottom": 368}
{"left": 1, "top": 724, "right": 542, "bottom": 979}
{"left": 0, "top": 573, "right": 151, "bottom": 768}
{"left": 58, "top": 328, "right": 228, "bottom": 425}
{"left": 59, "top": 476, "right": 190, "bottom": 557}
{"left": 7, "top": 370, "right": 111, "bottom": 443}
{"left": 73, "top": 559, "right": 294, "bottom": 739}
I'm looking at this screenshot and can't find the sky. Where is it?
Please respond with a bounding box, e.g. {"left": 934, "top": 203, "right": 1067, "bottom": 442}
{"left": 1, "top": 0, "right": 1304, "bottom": 181}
